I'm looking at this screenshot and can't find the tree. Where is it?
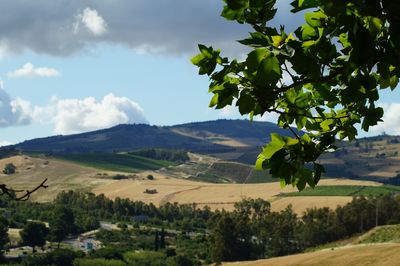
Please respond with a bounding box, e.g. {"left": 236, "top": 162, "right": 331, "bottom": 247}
{"left": 192, "top": 0, "right": 400, "bottom": 190}
{"left": 0, "top": 222, "right": 9, "bottom": 255}
{"left": 49, "top": 206, "right": 76, "bottom": 247}
{"left": 210, "top": 213, "right": 254, "bottom": 263}
{"left": 2, "top": 163, "right": 16, "bottom": 175}
{"left": 20, "top": 221, "right": 49, "bottom": 252}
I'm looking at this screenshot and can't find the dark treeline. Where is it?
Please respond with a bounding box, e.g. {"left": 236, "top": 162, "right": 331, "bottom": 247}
{"left": 128, "top": 149, "right": 190, "bottom": 162}
{"left": 1, "top": 192, "right": 400, "bottom": 265}
{"left": 210, "top": 195, "right": 400, "bottom": 263}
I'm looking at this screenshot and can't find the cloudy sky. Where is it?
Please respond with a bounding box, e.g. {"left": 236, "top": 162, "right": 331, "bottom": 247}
{"left": 0, "top": 1, "right": 398, "bottom": 146}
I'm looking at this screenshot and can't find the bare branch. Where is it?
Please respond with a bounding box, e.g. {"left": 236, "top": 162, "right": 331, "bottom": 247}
{"left": 0, "top": 178, "right": 48, "bottom": 201}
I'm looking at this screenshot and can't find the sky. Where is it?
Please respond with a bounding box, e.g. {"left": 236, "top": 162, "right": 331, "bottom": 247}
{"left": 0, "top": 0, "right": 399, "bottom": 146}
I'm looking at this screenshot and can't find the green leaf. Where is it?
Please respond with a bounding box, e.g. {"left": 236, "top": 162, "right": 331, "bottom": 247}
{"left": 237, "top": 92, "right": 255, "bottom": 115}
{"left": 254, "top": 55, "right": 282, "bottom": 87}
{"left": 296, "top": 24, "right": 318, "bottom": 41}
{"left": 246, "top": 48, "right": 270, "bottom": 71}
{"left": 191, "top": 53, "right": 204, "bottom": 66}
{"left": 260, "top": 133, "right": 286, "bottom": 159}
{"left": 280, "top": 178, "right": 286, "bottom": 188}
{"left": 305, "top": 10, "right": 327, "bottom": 27}
{"left": 209, "top": 94, "right": 219, "bottom": 107}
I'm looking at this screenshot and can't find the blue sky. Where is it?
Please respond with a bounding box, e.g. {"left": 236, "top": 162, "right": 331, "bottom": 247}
{"left": 0, "top": 1, "right": 399, "bottom": 146}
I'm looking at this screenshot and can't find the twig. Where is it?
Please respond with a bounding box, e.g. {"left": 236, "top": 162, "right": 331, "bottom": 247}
{"left": 0, "top": 178, "right": 48, "bottom": 201}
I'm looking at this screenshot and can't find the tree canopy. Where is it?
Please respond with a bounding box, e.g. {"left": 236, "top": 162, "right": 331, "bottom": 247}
{"left": 20, "top": 221, "right": 49, "bottom": 252}
{"left": 192, "top": 0, "right": 400, "bottom": 190}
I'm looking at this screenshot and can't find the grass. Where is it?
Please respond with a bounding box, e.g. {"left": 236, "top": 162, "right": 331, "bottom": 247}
{"left": 281, "top": 185, "right": 400, "bottom": 197}
{"left": 190, "top": 172, "right": 231, "bottom": 183}
{"left": 358, "top": 225, "right": 400, "bottom": 244}
{"left": 245, "top": 170, "right": 276, "bottom": 183}
{"left": 55, "top": 153, "right": 176, "bottom": 172}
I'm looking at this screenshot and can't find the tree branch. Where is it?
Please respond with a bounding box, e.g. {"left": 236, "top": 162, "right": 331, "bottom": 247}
{"left": 0, "top": 178, "right": 48, "bottom": 201}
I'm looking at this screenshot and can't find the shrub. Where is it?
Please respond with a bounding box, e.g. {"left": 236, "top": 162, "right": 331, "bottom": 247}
{"left": 73, "top": 258, "right": 126, "bottom": 266}
{"left": 3, "top": 163, "right": 16, "bottom": 175}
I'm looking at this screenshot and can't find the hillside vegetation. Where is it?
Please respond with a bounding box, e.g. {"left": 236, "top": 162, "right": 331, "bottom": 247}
{"left": 6, "top": 120, "right": 400, "bottom": 185}
{"left": 282, "top": 185, "right": 400, "bottom": 197}
{"left": 55, "top": 153, "right": 176, "bottom": 172}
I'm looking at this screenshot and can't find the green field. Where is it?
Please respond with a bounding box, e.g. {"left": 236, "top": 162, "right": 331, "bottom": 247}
{"left": 282, "top": 185, "right": 400, "bottom": 197}
{"left": 55, "top": 153, "right": 176, "bottom": 172}
{"left": 358, "top": 225, "right": 400, "bottom": 244}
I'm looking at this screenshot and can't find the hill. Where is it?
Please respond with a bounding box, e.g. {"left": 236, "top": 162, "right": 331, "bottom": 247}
{"left": 11, "top": 120, "right": 293, "bottom": 155}
{"left": 224, "top": 224, "right": 400, "bottom": 266}
{"left": 5, "top": 119, "right": 400, "bottom": 185}
{"left": 223, "top": 243, "right": 400, "bottom": 266}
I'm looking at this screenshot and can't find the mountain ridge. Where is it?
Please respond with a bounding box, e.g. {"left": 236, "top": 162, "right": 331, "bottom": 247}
{"left": 9, "top": 119, "right": 292, "bottom": 154}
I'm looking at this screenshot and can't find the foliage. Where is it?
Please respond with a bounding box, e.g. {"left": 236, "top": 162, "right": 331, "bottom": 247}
{"left": 282, "top": 185, "right": 400, "bottom": 197}
{"left": 56, "top": 153, "right": 175, "bottom": 172}
{"left": 166, "top": 254, "right": 200, "bottom": 266}
{"left": 21, "top": 249, "right": 84, "bottom": 266}
{"left": 19, "top": 222, "right": 48, "bottom": 252}
{"left": 210, "top": 214, "right": 254, "bottom": 262}
{"left": 2, "top": 163, "right": 16, "bottom": 175}
{"left": 123, "top": 251, "right": 166, "bottom": 266}
{"left": 73, "top": 258, "right": 126, "bottom": 266}
{"left": 358, "top": 224, "right": 400, "bottom": 244}
{"left": 48, "top": 205, "right": 76, "bottom": 246}
{"left": 192, "top": 0, "right": 400, "bottom": 189}
{"left": 129, "top": 149, "right": 190, "bottom": 163}
{"left": 0, "top": 222, "right": 8, "bottom": 254}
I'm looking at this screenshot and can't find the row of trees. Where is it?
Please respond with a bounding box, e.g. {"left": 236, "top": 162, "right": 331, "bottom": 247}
{"left": 210, "top": 195, "right": 400, "bottom": 263}
{"left": 3, "top": 190, "right": 400, "bottom": 264}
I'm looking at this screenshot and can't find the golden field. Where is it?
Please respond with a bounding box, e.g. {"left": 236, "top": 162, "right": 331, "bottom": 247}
{"left": 0, "top": 155, "right": 382, "bottom": 213}
{"left": 222, "top": 243, "right": 400, "bottom": 266}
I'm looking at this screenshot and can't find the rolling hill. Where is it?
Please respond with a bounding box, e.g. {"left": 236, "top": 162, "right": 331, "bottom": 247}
{"left": 10, "top": 119, "right": 293, "bottom": 155}
{"left": 224, "top": 224, "right": 400, "bottom": 266}
{"left": 4, "top": 119, "right": 400, "bottom": 185}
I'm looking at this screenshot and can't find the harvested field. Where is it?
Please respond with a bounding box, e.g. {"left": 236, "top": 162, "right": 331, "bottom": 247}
{"left": 93, "top": 176, "right": 381, "bottom": 213}
{"left": 270, "top": 196, "right": 353, "bottom": 213}
{"left": 223, "top": 243, "right": 400, "bottom": 266}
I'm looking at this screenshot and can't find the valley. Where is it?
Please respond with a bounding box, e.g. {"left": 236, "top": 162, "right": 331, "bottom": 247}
{"left": 2, "top": 120, "right": 400, "bottom": 265}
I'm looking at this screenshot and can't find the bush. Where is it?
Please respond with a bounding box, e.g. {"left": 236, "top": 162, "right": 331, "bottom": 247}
{"left": 112, "top": 174, "right": 128, "bottom": 180}
{"left": 166, "top": 255, "right": 200, "bottom": 266}
{"left": 73, "top": 258, "right": 126, "bottom": 266}
{"left": 89, "top": 247, "right": 125, "bottom": 260}
{"left": 123, "top": 251, "right": 166, "bottom": 266}
{"left": 147, "top": 175, "right": 154, "bottom": 180}
{"left": 3, "top": 163, "right": 16, "bottom": 175}
{"left": 21, "top": 249, "right": 84, "bottom": 266}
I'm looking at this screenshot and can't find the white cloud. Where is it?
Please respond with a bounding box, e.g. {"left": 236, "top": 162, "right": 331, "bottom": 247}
{"left": 370, "top": 103, "right": 400, "bottom": 135}
{"left": 75, "top": 8, "right": 107, "bottom": 36}
{"left": 219, "top": 105, "right": 238, "bottom": 117}
{"left": 0, "top": 89, "right": 147, "bottom": 135}
{"left": 0, "top": 89, "right": 32, "bottom": 127}
{"left": 0, "top": 141, "right": 12, "bottom": 147}
{"left": 35, "top": 93, "right": 148, "bottom": 135}
{"left": 7, "top": 63, "right": 60, "bottom": 78}
{"left": 0, "top": 1, "right": 252, "bottom": 57}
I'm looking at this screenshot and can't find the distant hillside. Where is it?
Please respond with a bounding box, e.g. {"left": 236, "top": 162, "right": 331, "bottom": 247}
{"left": 171, "top": 119, "right": 297, "bottom": 146}
{"left": 11, "top": 119, "right": 294, "bottom": 155}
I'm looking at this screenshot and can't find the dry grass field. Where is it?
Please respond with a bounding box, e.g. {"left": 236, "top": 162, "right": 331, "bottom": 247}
{"left": 93, "top": 173, "right": 380, "bottom": 213}
{"left": 0, "top": 155, "right": 115, "bottom": 202}
{"left": 222, "top": 243, "right": 400, "bottom": 266}
{"left": 0, "top": 154, "right": 385, "bottom": 214}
